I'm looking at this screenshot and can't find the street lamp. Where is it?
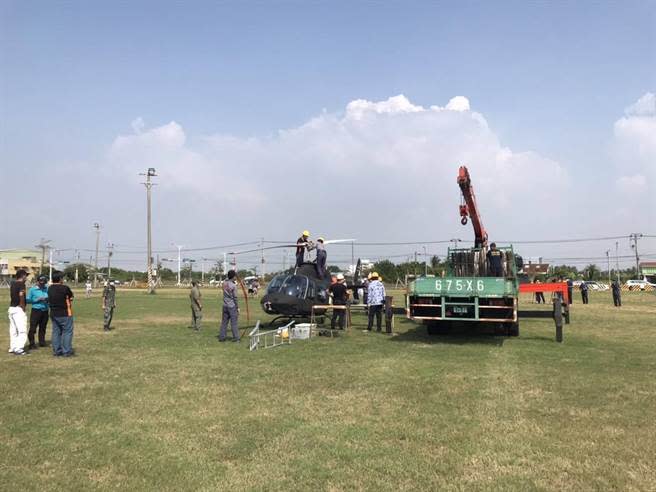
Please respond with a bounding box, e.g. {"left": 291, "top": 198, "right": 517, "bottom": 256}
{"left": 171, "top": 243, "right": 184, "bottom": 286}
{"left": 422, "top": 246, "right": 428, "bottom": 276}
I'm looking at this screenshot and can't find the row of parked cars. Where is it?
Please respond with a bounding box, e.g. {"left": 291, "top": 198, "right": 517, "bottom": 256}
{"left": 572, "top": 279, "right": 656, "bottom": 291}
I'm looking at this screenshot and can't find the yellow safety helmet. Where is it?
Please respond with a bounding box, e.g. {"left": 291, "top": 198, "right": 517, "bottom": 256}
{"left": 317, "top": 237, "right": 324, "bottom": 242}
{"left": 302, "top": 230, "right": 310, "bottom": 237}
{"left": 370, "top": 271, "right": 379, "bottom": 279}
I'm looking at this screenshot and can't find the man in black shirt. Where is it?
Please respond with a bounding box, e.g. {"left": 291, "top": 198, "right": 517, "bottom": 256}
{"left": 486, "top": 243, "right": 504, "bottom": 277}
{"left": 8, "top": 269, "right": 29, "bottom": 356}
{"left": 48, "top": 272, "right": 75, "bottom": 357}
{"left": 329, "top": 274, "right": 349, "bottom": 330}
{"left": 580, "top": 281, "right": 589, "bottom": 304}
{"left": 611, "top": 280, "right": 622, "bottom": 307}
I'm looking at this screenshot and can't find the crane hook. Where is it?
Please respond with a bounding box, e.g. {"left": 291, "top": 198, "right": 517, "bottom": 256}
{"left": 461, "top": 216, "right": 468, "bottom": 226}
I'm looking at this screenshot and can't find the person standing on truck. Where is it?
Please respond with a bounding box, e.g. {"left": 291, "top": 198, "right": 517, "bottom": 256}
{"left": 611, "top": 280, "right": 622, "bottom": 307}
{"left": 486, "top": 243, "right": 504, "bottom": 277}
{"left": 580, "top": 281, "right": 589, "bottom": 304}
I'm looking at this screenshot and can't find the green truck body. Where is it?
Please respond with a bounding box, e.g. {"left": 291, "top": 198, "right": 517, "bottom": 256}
{"left": 406, "top": 246, "right": 519, "bottom": 333}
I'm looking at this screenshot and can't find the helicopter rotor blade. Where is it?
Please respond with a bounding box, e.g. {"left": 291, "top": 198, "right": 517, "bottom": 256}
{"left": 228, "top": 239, "right": 355, "bottom": 255}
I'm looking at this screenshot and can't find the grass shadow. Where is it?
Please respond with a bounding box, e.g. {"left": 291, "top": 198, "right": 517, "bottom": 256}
{"left": 391, "top": 321, "right": 506, "bottom": 347}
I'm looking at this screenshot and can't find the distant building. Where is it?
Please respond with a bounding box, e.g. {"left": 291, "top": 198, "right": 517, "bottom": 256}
{"left": 0, "top": 249, "right": 42, "bottom": 283}
{"left": 348, "top": 259, "right": 374, "bottom": 275}
{"left": 521, "top": 261, "right": 550, "bottom": 278}
{"left": 640, "top": 262, "right": 656, "bottom": 283}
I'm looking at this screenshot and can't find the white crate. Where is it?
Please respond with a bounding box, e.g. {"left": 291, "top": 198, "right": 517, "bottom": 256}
{"left": 291, "top": 323, "right": 314, "bottom": 340}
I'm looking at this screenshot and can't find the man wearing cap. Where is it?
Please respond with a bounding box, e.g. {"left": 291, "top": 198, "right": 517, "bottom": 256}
{"left": 315, "top": 237, "right": 327, "bottom": 279}
{"left": 48, "top": 272, "right": 75, "bottom": 357}
{"left": 329, "top": 273, "right": 349, "bottom": 330}
{"left": 486, "top": 243, "right": 504, "bottom": 277}
{"left": 366, "top": 272, "right": 386, "bottom": 332}
{"left": 190, "top": 280, "right": 202, "bottom": 331}
{"left": 296, "top": 230, "right": 311, "bottom": 268}
{"left": 8, "top": 269, "right": 30, "bottom": 356}
{"left": 102, "top": 279, "right": 117, "bottom": 331}
{"left": 26, "top": 275, "right": 49, "bottom": 349}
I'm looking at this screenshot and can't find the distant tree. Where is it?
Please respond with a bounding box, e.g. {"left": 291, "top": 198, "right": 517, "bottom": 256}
{"left": 327, "top": 265, "right": 341, "bottom": 273}
{"left": 551, "top": 265, "right": 579, "bottom": 280}
{"left": 63, "top": 263, "right": 90, "bottom": 283}
{"left": 373, "top": 260, "right": 397, "bottom": 282}
{"left": 582, "top": 264, "right": 601, "bottom": 280}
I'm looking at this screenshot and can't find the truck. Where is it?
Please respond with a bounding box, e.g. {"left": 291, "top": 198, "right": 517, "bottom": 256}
{"left": 406, "top": 166, "right": 521, "bottom": 336}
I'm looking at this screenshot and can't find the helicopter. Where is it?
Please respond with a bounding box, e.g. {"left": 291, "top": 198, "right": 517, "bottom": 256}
{"left": 261, "top": 258, "right": 368, "bottom": 325}
{"left": 229, "top": 238, "right": 365, "bottom": 324}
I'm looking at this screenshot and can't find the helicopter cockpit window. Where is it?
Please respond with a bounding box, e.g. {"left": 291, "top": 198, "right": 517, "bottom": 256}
{"left": 307, "top": 280, "right": 315, "bottom": 300}
{"left": 281, "top": 276, "right": 309, "bottom": 299}
{"left": 266, "top": 275, "right": 287, "bottom": 294}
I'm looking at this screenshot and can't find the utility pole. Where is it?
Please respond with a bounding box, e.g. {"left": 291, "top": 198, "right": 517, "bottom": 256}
{"left": 422, "top": 246, "right": 428, "bottom": 276}
{"left": 140, "top": 168, "right": 157, "bottom": 294}
{"left": 35, "top": 238, "right": 51, "bottom": 274}
{"left": 107, "top": 242, "right": 114, "bottom": 278}
{"left": 172, "top": 244, "right": 184, "bottom": 286}
{"left": 48, "top": 247, "right": 54, "bottom": 283}
{"left": 630, "top": 233, "right": 643, "bottom": 278}
{"left": 201, "top": 258, "right": 206, "bottom": 284}
{"left": 606, "top": 249, "right": 611, "bottom": 285}
{"left": 615, "top": 241, "right": 620, "bottom": 283}
{"left": 223, "top": 252, "right": 228, "bottom": 279}
{"left": 93, "top": 222, "right": 100, "bottom": 288}
{"left": 74, "top": 249, "right": 80, "bottom": 284}
{"left": 260, "top": 237, "right": 266, "bottom": 280}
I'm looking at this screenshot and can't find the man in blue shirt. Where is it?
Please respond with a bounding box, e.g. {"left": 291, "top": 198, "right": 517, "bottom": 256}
{"left": 26, "top": 275, "right": 49, "bottom": 349}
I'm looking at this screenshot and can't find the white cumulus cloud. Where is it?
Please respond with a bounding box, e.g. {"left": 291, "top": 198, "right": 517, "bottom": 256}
{"left": 103, "top": 95, "right": 569, "bottom": 243}
{"left": 612, "top": 92, "right": 656, "bottom": 225}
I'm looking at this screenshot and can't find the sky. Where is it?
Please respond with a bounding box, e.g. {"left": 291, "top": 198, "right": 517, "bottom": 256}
{"left": 1, "top": 0, "right": 655, "bottom": 273}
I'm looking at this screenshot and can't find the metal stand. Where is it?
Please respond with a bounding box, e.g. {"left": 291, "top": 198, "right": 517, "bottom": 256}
{"left": 248, "top": 320, "right": 294, "bottom": 351}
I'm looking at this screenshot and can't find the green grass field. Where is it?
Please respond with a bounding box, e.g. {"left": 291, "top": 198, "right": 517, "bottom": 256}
{"left": 1, "top": 287, "right": 655, "bottom": 491}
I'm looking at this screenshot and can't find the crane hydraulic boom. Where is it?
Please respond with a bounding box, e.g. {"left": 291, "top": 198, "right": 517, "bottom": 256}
{"left": 457, "top": 166, "right": 488, "bottom": 249}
